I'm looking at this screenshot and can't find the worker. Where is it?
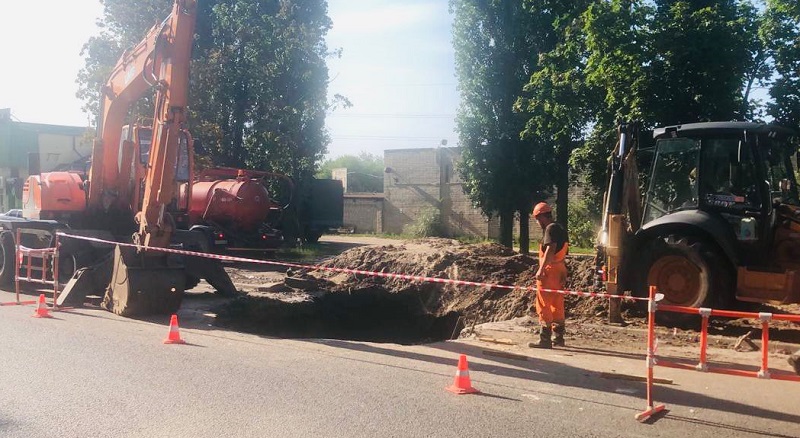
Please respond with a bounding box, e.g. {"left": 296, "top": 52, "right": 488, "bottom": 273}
{"left": 529, "top": 202, "right": 569, "bottom": 349}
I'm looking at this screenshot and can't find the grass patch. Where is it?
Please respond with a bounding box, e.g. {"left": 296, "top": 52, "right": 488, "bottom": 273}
{"left": 455, "top": 235, "right": 494, "bottom": 245}
{"left": 346, "top": 233, "right": 405, "bottom": 240}
{"left": 276, "top": 243, "right": 341, "bottom": 260}
{"left": 569, "top": 246, "right": 596, "bottom": 256}
{"left": 347, "top": 232, "right": 491, "bottom": 245}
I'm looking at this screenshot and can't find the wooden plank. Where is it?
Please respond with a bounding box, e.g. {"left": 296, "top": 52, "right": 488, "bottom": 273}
{"left": 477, "top": 336, "right": 516, "bottom": 345}
{"left": 599, "top": 372, "right": 673, "bottom": 385}
{"left": 482, "top": 349, "right": 528, "bottom": 361}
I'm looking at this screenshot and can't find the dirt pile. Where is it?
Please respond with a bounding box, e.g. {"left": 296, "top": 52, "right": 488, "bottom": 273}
{"left": 214, "top": 237, "right": 800, "bottom": 347}
{"left": 314, "top": 238, "right": 603, "bottom": 324}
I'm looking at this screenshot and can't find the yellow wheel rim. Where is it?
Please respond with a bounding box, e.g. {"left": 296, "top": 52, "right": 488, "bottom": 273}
{"left": 648, "top": 255, "right": 702, "bottom": 306}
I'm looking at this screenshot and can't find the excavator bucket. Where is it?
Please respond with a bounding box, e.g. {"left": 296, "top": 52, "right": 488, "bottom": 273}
{"left": 56, "top": 255, "right": 113, "bottom": 307}
{"left": 57, "top": 240, "right": 236, "bottom": 314}
{"left": 102, "top": 245, "right": 185, "bottom": 316}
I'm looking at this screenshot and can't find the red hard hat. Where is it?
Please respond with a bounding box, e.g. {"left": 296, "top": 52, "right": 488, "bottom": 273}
{"left": 532, "top": 202, "right": 552, "bottom": 217}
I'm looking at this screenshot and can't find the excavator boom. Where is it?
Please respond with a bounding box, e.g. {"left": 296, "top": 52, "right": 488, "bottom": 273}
{"left": 58, "top": 0, "right": 235, "bottom": 316}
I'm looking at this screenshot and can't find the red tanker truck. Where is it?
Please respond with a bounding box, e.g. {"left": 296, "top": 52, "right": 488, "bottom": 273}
{"left": 176, "top": 167, "right": 287, "bottom": 252}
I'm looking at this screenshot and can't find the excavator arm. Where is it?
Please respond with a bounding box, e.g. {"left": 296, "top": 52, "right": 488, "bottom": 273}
{"left": 599, "top": 122, "right": 642, "bottom": 323}
{"left": 89, "top": 0, "right": 197, "bottom": 251}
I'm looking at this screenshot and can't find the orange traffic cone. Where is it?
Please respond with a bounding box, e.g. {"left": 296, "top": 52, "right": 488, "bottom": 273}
{"left": 31, "top": 294, "right": 52, "bottom": 318}
{"left": 446, "top": 354, "right": 479, "bottom": 394}
{"left": 163, "top": 314, "right": 186, "bottom": 344}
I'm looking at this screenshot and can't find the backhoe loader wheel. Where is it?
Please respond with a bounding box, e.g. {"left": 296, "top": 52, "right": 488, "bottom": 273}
{"left": 0, "top": 232, "right": 15, "bottom": 286}
{"left": 638, "top": 235, "right": 732, "bottom": 319}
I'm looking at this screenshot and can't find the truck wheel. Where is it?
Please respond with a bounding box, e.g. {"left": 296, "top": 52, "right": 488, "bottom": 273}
{"left": 303, "top": 228, "right": 322, "bottom": 244}
{"left": 638, "top": 235, "right": 732, "bottom": 311}
{"left": 0, "top": 232, "right": 15, "bottom": 287}
{"left": 57, "top": 254, "right": 77, "bottom": 284}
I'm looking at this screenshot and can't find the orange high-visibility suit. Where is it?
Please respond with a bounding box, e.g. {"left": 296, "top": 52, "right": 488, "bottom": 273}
{"left": 536, "top": 242, "right": 569, "bottom": 326}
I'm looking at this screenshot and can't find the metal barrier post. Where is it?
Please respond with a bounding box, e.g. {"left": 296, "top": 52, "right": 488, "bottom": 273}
{"left": 14, "top": 228, "right": 20, "bottom": 304}
{"left": 635, "top": 286, "right": 666, "bottom": 422}
{"left": 758, "top": 313, "right": 771, "bottom": 379}
{"left": 696, "top": 308, "right": 711, "bottom": 372}
{"left": 52, "top": 233, "right": 60, "bottom": 309}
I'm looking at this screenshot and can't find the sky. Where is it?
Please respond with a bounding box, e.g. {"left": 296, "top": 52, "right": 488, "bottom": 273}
{"left": 0, "top": 0, "right": 459, "bottom": 160}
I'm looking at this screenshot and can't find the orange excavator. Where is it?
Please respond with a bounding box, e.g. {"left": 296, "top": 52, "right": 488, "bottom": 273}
{"left": 9, "top": 0, "right": 234, "bottom": 315}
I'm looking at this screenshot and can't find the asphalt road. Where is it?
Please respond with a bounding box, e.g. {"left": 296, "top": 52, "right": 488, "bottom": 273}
{"left": 1, "top": 289, "right": 799, "bottom": 438}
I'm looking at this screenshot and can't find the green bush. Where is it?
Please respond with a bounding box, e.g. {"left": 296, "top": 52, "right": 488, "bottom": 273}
{"left": 568, "top": 199, "right": 599, "bottom": 249}
{"left": 404, "top": 208, "right": 445, "bottom": 238}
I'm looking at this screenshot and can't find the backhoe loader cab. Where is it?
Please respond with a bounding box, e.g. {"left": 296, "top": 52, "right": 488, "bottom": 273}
{"left": 644, "top": 123, "right": 799, "bottom": 228}
{"left": 604, "top": 122, "right": 800, "bottom": 309}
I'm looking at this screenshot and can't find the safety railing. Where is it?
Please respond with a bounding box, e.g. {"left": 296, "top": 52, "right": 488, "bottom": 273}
{"left": 14, "top": 229, "right": 59, "bottom": 307}
{"left": 637, "top": 286, "right": 800, "bottom": 422}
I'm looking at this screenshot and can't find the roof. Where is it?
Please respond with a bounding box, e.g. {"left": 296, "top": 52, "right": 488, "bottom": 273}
{"left": 653, "top": 122, "right": 797, "bottom": 139}
{"left": 384, "top": 146, "right": 461, "bottom": 154}
{"left": 343, "top": 193, "right": 385, "bottom": 199}
{"left": 11, "top": 121, "right": 91, "bottom": 136}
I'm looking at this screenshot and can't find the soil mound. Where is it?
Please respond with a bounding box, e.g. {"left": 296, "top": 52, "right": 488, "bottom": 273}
{"left": 314, "top": 238, "right": 602, "bottom": 324}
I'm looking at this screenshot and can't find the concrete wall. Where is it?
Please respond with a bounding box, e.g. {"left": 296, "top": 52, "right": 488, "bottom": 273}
{"left": 518, "top": 184, "right": 586, "bottom": 243}
{"left": 339, "top": 146, "right": 586, "bottom": 241}
{"left": 383, "top": 147, "right": 496, "bottom": 237}
{"left": 331, "top": 168, "right": 348, "bottom": 192}
{"left": 343, "top": 193, "right": 383, "bottom": 233}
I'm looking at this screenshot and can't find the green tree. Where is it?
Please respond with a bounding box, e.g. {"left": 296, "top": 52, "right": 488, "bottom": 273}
{"left": 740, "top": 1, "right": 772, "bottom": 120}
{"left": 317, "top": 153, "right": 384, "bottom": 193}
{"left": 517, "top": 1, "right": 594, "bottom": 233}
{"left": 572, "top": 0, "right": 653, "bottom": 211}
{"left": 648, "top": 1, "right": 754, "bottom": 124}
{"left": 77, "top": 0, "right": 333, "bottom": 183}
{"left": 569, "top": 1, "right": 759, "bottom": 209}
{"left": 192, "top": 0, "right": 333, "bottom": 182}
{"left": 76, "top": 0, "right": 170, "bottom": 119}
{"left": 763, "top": 0, "right": 800, "bottom": 130}
{"left": 451, "top": 0, "right": 563, "bottom": 253}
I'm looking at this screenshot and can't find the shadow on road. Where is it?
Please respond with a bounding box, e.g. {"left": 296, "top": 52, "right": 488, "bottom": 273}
{"left": 305, "top": 338, "right": 800, "bottom": 436}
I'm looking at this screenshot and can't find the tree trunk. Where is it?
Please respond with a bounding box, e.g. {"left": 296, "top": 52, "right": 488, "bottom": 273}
{"left": 499, "top": 208, "right": 514, "bottom": 248}
{"left": 556, "top": 142, "right": 570, "bottom": 234}
{"left": 519, "top": 209, "right": 530, "bottom": 254}
{"left": 228, "top": 46, "right": 248, "bottom": 167}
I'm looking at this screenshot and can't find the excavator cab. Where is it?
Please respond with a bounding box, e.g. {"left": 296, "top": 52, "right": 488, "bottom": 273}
{"left": 118, "top": 125, "right": 192, "bottom": 213}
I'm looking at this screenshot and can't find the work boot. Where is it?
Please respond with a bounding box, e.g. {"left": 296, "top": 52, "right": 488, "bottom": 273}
{"left": 528, "top": 327, "right": 552, "bottom": 349}
{"left": 552, "top": 323, "right": 566, "bottom": 347}
{"left": 789, "top": 353, "right": 800, "bottom": 376}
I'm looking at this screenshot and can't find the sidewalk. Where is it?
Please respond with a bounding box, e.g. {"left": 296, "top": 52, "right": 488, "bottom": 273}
{"left": 459, "top": 316, "right": 800, "bottom": 378}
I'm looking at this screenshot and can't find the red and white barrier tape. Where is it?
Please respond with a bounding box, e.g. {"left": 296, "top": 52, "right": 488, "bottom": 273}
{"left": 55, "top": 232, "right": 647, "bottom": 302}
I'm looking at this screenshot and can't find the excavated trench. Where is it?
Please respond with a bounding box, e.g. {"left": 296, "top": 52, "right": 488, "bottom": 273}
{"left": 214, "top": 286, "right": 464, "bottom": 344}
{"left": 212, "top": 240, "right": 602, "bottom": 344}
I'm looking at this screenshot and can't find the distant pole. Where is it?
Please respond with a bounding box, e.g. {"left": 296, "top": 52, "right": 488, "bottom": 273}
{"left": 437, "top": 139, "right": 451, "bottom": 236}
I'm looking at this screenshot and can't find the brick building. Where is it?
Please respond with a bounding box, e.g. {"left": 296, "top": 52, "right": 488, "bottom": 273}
{"left": 382, "top": 147, "right": 496, "bottom": 237}
{"left": 336, "top": 146, "right": 581, "bottom": 241}
{"left": 342, "top": 193, "right": 384, "bottom": 234}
